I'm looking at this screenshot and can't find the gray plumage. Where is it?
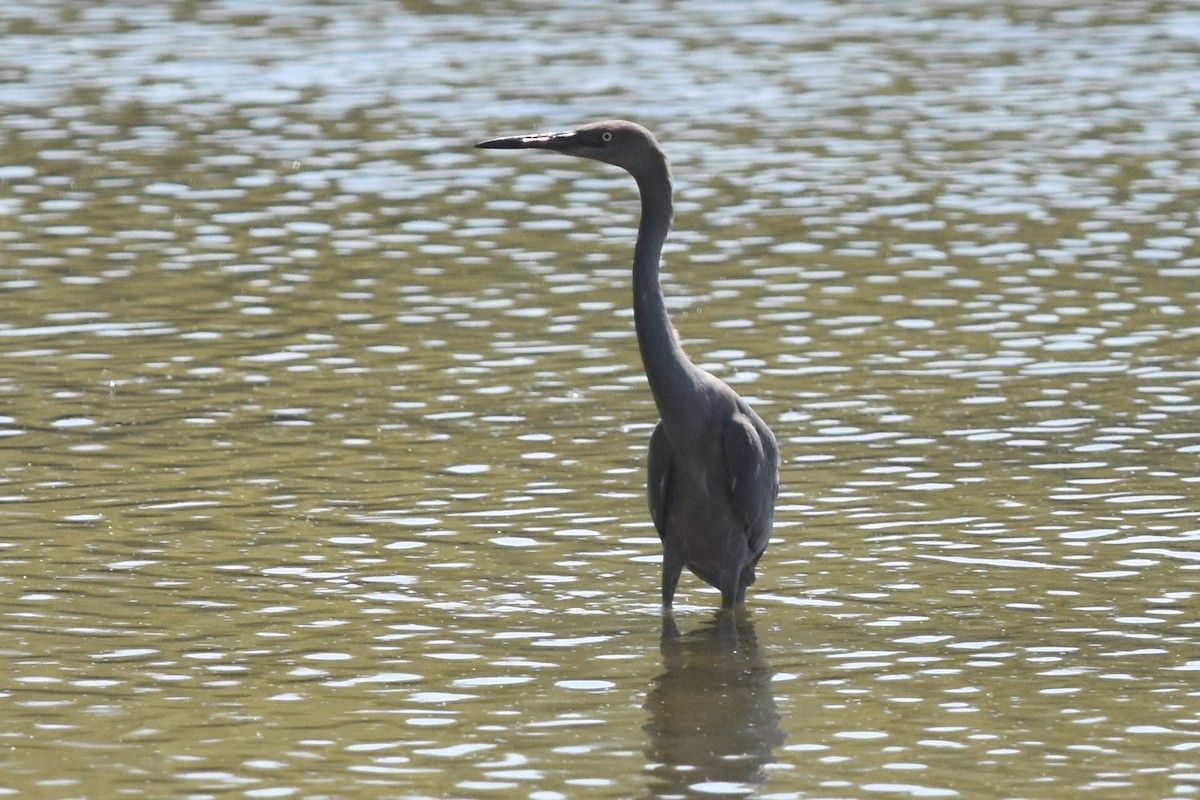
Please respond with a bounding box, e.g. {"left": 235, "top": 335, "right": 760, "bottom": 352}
{"left": 476, "top": 120, "right": 780, "bottom": 609}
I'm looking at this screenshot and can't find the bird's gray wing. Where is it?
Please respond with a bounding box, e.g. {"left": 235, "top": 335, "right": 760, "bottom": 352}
{"left": 646, "top": 420, "right": 672, "bottom": 540}
{"left": 721, "top": 408, "right": 779, "bottom": 555}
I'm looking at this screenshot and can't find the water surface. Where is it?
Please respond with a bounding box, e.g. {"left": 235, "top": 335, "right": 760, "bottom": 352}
{"left": 2, "top": 1, "right": 1199, "bottom": 798}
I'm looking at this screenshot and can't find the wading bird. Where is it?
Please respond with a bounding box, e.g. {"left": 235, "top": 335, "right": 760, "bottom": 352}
{"left": 476, "top": 120, "right": 779, "bottom": 609}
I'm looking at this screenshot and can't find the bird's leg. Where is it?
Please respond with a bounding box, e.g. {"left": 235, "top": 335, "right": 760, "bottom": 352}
{"left": 661, "top": 548, "right": 683, "bottom": 608}
{"left": 712, "top": 606, "right": 741, "bottom": 645}
{"left": 720, "top": 576, "right": 746, "bottom": 610}
{"left": 734, "top": 582, "right": 748, "bottom": 606}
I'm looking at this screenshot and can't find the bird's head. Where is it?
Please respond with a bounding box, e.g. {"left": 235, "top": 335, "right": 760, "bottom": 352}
{"left": 476, "top": 119, "right": 665, "bottom": 177}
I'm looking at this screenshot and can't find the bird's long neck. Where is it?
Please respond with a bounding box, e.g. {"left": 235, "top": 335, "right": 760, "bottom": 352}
{"left": 631, "top": 158, "right": 699, "bottom": 419}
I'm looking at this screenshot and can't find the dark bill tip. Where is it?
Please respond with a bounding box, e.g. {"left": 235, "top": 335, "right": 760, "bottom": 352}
{"left": 474, "top": 130, "right": 575, "bottom": 150}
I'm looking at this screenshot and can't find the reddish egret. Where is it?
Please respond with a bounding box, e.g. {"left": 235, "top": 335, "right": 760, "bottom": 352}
{"left": 476, "top": 120, "right": 779, "bottom": 609}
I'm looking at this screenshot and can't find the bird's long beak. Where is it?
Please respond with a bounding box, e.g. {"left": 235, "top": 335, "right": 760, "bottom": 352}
{"left": 474, "top": 129, "right": 577, "bottom": 150}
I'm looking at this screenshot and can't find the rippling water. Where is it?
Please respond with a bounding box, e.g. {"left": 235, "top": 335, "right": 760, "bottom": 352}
{"left": 2, "top": 1, "right": 1199, "bottom": 797}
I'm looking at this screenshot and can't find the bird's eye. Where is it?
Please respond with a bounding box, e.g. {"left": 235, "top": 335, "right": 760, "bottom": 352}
{"left": 601, "top": 131, "right": 613, "bottom": 143}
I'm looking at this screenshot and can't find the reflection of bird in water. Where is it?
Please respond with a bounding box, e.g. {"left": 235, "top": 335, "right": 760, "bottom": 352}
{"left": 476, "top": 121, "right": 780, "bottom": 609}
{"left": 643, "top": 613, "right": 785, "bottom": 796}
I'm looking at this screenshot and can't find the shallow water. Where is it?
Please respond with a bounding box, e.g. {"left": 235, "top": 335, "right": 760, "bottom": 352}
{"left": 2, "top": 1, "right": 1199, "bottom": 798}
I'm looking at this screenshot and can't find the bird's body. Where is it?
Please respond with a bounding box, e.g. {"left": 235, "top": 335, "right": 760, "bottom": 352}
{"left": 477, "top": 120, "right": 779, "bottom": 609}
